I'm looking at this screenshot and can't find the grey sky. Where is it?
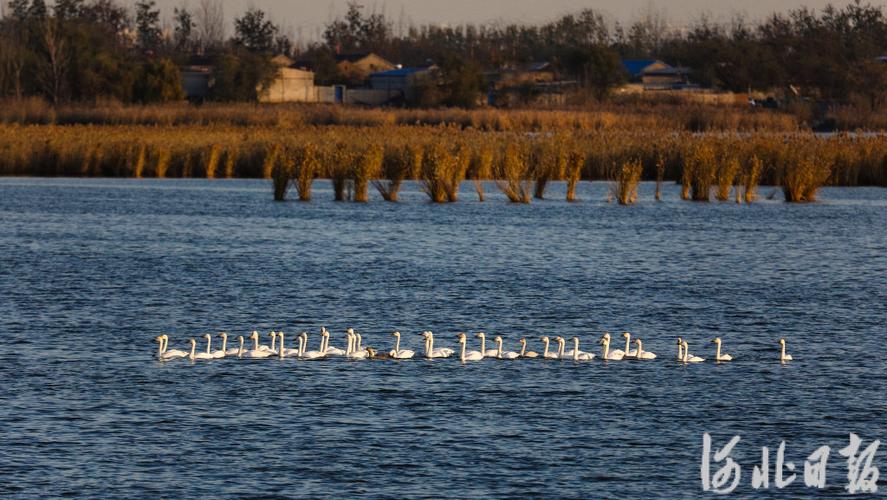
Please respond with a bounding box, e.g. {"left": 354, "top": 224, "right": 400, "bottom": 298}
{"left": 154, "top": 0, "right": 882, "bottom": 42}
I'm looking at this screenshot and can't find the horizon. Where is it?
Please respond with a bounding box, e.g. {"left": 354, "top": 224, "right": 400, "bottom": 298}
{"left": 145, "top": 0, "right": 876, "bottom": 42}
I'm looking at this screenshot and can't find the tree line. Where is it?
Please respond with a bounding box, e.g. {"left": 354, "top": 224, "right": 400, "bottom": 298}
{"left": 0, "top": 0, "right": 885, "bottom": 107}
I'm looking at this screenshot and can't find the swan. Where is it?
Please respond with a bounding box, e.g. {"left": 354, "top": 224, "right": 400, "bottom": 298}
{"left": 457, "top": 333, "right": 484, "bottom": 362}
{"left": 203, "top": 333, "right": 226, "bottom": 358}
{"left": 322, "top": 327, "right": 347, "bottom": 356}
{"left": 250, "top": 331, "right": 271, "bottom": 352}
{"left": 540, "top": 336, "right": 559, "bottom": 359}
{"left": 366, "top": 347, "right": 393, "bottom": 360}
{"left": 389, "top": 331, "right": 415, "bottom": 359}
{"left": 352, "top": 330, "right": 366, "bottom": 354}
{"left": 241, "top": 331, "right": 274, "bottom": 359}
{"left": 346, "top": 330, "right": 368, "bottom": 360}
{"left": 421, "top": 331, "right": 453, "bottom": 359}
{"left": 601, "top": 333, "right": 625, "bottom": 358}
{"left": 676, "top": 337, "right": 684, "bottom": 360}
{"left": 518, "top": 338, "right": 538, "bottom": 358}
{"left": 494, "top": 336, "right": 520, "bottom": 359}
{"left": 277, "top": 332, "right": 300, "bottom": 357}
{"left": 154, "top": 336, "right": 187, "bottom": 361}
{"left": 711, "top": 338, "right": 733, "bottom": 362}
{"left": 299, "top": 332, "right": 326, "bottom": 360}
{"left": 475, "top": 332, "right": 500, "bottom": 358}
{"left": 632, "top": 339, "right": 657, "bottom": 360}
{"left": 159, "top": 335, "right": 188, "bottom": 358}
{"left": 570, "top": 337, "right": 595, "bottom": 361}
{"left": 217, "top": 332, "right": 241, "bottom": 356}
{"left": 621, "top": 332, "right": 640, "bottom": 359}
{"left": 268, "top": 331, "right": 279, "bottom": 354}
{"left": 559, "top": 336, "right": 591, "bottom": 358}
{"left": 681, "top": 340, "right": 705, "bottom": 363}
{"left": 188, "top": 338, "right": 215, "bottom": 361}
{"left": 599, "top": 334, "right": 624, "bottom": 360}
{"left": 779, "top": 338, "right": 793, "bottom": 362}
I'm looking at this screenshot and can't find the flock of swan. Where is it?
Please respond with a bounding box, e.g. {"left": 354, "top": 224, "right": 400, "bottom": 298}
{"left": 153, "top": 328, "right": 796, "bottom": 363}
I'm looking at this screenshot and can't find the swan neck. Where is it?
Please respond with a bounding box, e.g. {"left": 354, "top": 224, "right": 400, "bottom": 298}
{"left": 460, "top": 340, "right": 466, "bottom": 362}
{"left": 221, "top": 335, "right": 227, "bottom": 352}
{"left": 206, "top": 337, "right": 212, "bottom": 354}
{"left": 520, "top": 342, "right": 526, "bottom": 357}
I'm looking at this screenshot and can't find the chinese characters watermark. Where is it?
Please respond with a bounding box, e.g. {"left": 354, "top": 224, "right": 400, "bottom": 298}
{"left": 701, "top": 433, "right": 880, "bottom": 494}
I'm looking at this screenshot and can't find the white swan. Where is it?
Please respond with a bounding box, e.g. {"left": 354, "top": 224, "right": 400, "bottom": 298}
{"left": 457, "top": 333, "right": 484, "bottom": 362}
{"left": 681, "top": 340, "right": 705, "bottom": 363}
{"left": 322, "top": 327, "right": 346, "bottom": 356}
{"left": 267, "top": 331, "right": 279, "bottom": 355}
{"left": 389, "top": 331, "right": 415, "bottom": 359}
{"left": 621, "top": 332, "right": 640, "bottom": 359}
{"left": 154, "top": 336, "right": 187, "bottom": 360}
{"left": 601, "top": 333, "right": 625, "bottom": 358}
{"left": 421, "top": 331, "right": 453, "bottom": 359}
{"left": 202, "top": 333, "right": 226, "bottom": 358}
{"left": 599, "top": 334, "right": 624, "bottom": 360}
{"left": 277, "top": 332, "right": 300, "bottom": 357}
{"left": 632, "top": 339, "right": 657, "bottom": 360}
{"left": 346, "top": 330, "right": 368, "bottom": 360}
{"left": 217, "top": 332, "right": 241, "bottom": 356}
{"left": 241, "top": 331, "right": 274, "bottom": 359}
{"left": 474, "top": 332, "right": 500, "bottom": 358}
{"left": 159, "top": 335, "right": 188, "bottom": 358}
{"left": 676, "top": 337, "right": 685, "bottom": 360}
{"left": 250, "top": 331, "right": 271, "bottom": 352}
{"left": 711, "top": 337, "right": 733, "bottom": 362}
{"left": 518, "top": 338, "right": 538, "bottom": 358}
{"left": 494, "top": 336, "right": 520, "bottom": 359}
{"left": 188, "top": 338, "right": 215, "bottom": 361}
{"left": 300, "top": 332, "right": 326, "bottom": 360}
{"left": 570, "top": 337, "right": 595, "bottom": 361}
{"left": 540, "top": 336, "right": 559, "bottom": 359}
{"left": 779, "top": 338, "right": 793, "bottom": 362}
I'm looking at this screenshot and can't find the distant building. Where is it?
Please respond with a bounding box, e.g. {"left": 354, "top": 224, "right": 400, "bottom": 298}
{"left": 621, "top": 59, "right": 693, "bottom": 90}
{"left": 336, "top": 53, "right": 396, "bottom": 84}
{"left": 258, "top": 55, "right": 317, "bottom": 103}
{"left": 878, "top": 55, "right": 887, "bottom": 64}
{"left": 369, "top": 66, "right": 437, "bottom": 103}
{"left": 489, "top": 62, "right": 555, "bottom": 90}
{"left": 180, "top": 56, "right": 215, "bottom": 100}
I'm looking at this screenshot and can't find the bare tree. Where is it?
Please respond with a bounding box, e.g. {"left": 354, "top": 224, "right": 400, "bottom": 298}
{"left": 38, "top": 18, "right": 67, "bottom": 104}
{"left": 196, "top": 0, "right": 224, "bottom": 52}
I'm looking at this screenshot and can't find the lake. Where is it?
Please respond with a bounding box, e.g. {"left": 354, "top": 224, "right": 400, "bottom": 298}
{"left": 1, "top": 178, "right": 885, "bottom": 497}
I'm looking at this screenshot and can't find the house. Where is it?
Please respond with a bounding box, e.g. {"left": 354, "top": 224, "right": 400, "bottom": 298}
{"left": 258, "top": 55, "right": 317, "bottom": 103}
{"left": 369, "top": 66, "right": 437, "bottom": 103}
{"left": 621, "top": 59, "right": 692, "bottom": 90}
{"left": 489, "top": 62, "right": 555, "bottom": 90}
{"left": 181, "top": 64, "right": 213, "bottom": 100}
{"left": 878, "top": 56, "right": 887, "bottom": 64}
{"left": 336, "top": 53, "right": 396, "bottom": 84}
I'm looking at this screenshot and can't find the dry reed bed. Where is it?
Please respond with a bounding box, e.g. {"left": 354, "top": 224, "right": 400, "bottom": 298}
{"left": 0, "top": 99, "right": 801, "bottom": 133}
{"left": 1, "top": 124, "right": 884, "bottom": 203}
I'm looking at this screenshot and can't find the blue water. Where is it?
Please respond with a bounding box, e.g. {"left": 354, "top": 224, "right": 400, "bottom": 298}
{"left": 1, "top": 178, "right": 885, "bottom": 498}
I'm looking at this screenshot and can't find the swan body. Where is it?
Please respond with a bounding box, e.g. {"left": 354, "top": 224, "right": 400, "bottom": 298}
{"left": 621, "top": 332, "right": 640, "bottom": 359}
{"left": 712, "top": 338, "right": 733, "bottom": 362}
{"left": 779, "top": 338, "right": 793, "bottom": 362}
{"left": 389, "top": 331, "right": 415, "bottom": 359}
{"left": 494, "top": 336, "right": 520, "bottom": 360}
{"left": 299, "top": 332, "right": 326, "bottom": 360}
{"left": 570, "top": 337, "right": 595, "bottom": 361}
{"left": 346, "top": 330, "right": 368, "bottom": 360}
{"left": 159, "top": 335, "right": 188, "bottom": 358}
{"left": 633, "top": 339, "right": 657, "bottom": 360}
{"left": 540, "top": 336, "right": 559, "bottom": 359}
{"left": 203, "top": 333, "right": 226, "bottom": 358}
{"left": 322, "top": 327, "right": 346, "bottom": 356}
{"left": 241, "top": 331, "right": 274, "bottom": 359}
{"left": 681, "top": 340, "right": 704, "bottom": 363}
{"left": 277, "top": 332, "right": 301, "bottom": 357}
{"left": 475, "top": 332, "right": 500, "bottom": 358}
{"left": 518, "top": 338, "right": 538, "bottom": 358}
{"left": 366, "top": 347, "right": 393, "bottom": 360}
{"left": 421, "top": 331, "right": 453, "bottom": 359}
{"left": 457, "top": 333, "right": 484, "bottom": 362}
{"left": 599, "top": 334, "right": 624, "bottom": 360}
{"left": 218, "top": 333, "right": 241, "bottom": 356}
{"left": 188, "top": 338, "right": 215, "bottom": 360}
{"left": 154, "top": 336, "right": 187, "bottom": 360}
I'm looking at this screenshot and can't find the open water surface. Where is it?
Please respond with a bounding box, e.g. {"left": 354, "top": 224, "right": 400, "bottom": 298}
{"left": 1, "top": 178, "right": 885, "bottom": 498}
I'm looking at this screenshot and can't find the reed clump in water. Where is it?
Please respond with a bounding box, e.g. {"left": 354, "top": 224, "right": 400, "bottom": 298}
{"left": 565, "top": 145, "right": 586, "bottom": 202}
{"left": 532, "top": 135, "right": 568, "bottom": 199}
{"left": 782, "top": 153, "right": 833, "bottom": 202}
{"left": 350, "top": 143, "right": 383, "bottom": 203}
{"left": 374, "top": 143, "right": 420, "bottom": 202}
{"left": 496, "top": 141, "right": 532, "bottom": 203}
{"left": 420, "top": 142, "right": 456, "bottom": 203}
{"left": 684, "top": 143, "right": 717, "bottom": 202}
{"left": 715, "top": 152, "right": 740, "bottom": 202}
{"left": 468, "top": 144, "right": 494, "bottom": 201}
{"left": 611, "top": 159, "right": 643, "bottom": 205}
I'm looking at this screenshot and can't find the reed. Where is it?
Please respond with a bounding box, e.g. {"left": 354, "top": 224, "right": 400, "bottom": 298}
{"left": 655, "top": 152, "right": 665, "bottom": 201}
{"left": 420, "top": 143, "right": 454, "bottom": 203}
{"left": 532, "top": 136, "right": 567, "bottom": 200}
{"left": 294, "top": 144, "right": 319, "bottom": 201}
{"left": 351, "top": 143, "right": 383, "bottom": 203}
{"left": 374, "top": 143, "right": 419, "bottom": 202}
{"left": 686, "top": 143, "right": 716, "bottom": 202}
{"left": 715, "top": 153, "right": 740, "bottom": 202}
{"left": 744, "top": 155, "right": 762, "bottom": 203}
{"left": 204, "top": 144, "right": 221, "bottom": 179}
{"left": 469, "top": 145, "right": 494, "bottom": 202}
{"left": 271, "top": 150, "right": 292, "bottom": 202}
{"left": 496, "top": 141, "right": 532, "bottom": 203}
{"left": 565, "top": 147, "right": 585, "bottom": 202}
{"left": 782, "top": 154, "right": 832, "bottom": 202}
{"left": 611, "top": 159, "right": 643, "bottom": 205}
